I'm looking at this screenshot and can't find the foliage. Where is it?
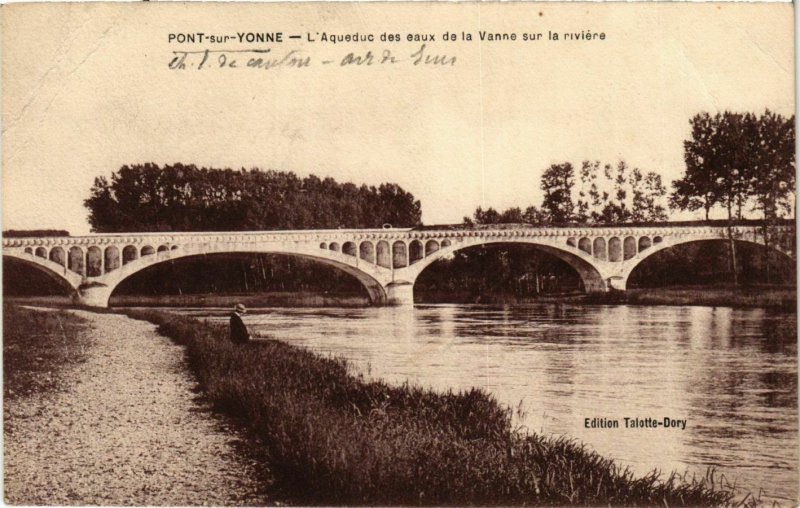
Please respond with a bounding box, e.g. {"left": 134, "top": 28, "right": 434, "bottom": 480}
{"left": 671, "top": 110, "right": 795, "bottom": 221}
{"left": 3, "top": 229, "right": 70, "bottom": 237}
{"left": 540, "top": 163, "right": 576, "bottom": 224}
{"left": 670, "top": 110, "right": 795, "bottom": 285}
{"left": 464, "top": 159, "right": 667, "bottom": 227}
{"left": 462, "top": 206, "right": 544, "bottom": 226}
{"left": 84, "top": 163, "right": 422, "bottom": 232}
{"left": 124, "top": 309, "right": 742, "bottom": 506}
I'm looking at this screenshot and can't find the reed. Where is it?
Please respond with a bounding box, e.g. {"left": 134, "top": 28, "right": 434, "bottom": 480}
{"left": 124, "top": 308, "right": 745, "bottom": 506}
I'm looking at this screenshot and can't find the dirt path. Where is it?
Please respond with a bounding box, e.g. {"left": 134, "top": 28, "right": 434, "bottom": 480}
{"left": 4, "top": 310, "right": 273, "bottom": 505}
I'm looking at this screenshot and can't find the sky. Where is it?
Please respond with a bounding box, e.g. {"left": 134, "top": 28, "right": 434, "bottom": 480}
{"left": 2, "top": 2, "right": 795, "bottom": 235}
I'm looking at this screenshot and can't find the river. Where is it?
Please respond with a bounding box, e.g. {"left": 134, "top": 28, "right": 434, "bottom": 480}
{"left": 161, "top": 303, "right": 797, "bottom": 502}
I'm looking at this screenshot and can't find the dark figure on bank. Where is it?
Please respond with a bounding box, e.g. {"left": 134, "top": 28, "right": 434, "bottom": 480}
{"left": 229, "top": 303, "right": 250, "bottom": 344}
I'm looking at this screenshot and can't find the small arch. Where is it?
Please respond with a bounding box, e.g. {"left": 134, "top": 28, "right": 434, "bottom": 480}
{"left": 170, "top": 245, "right": 179, "bottom": 251}
{"left": 409, "top": 240, "right": 423, "bottom": 264}
{"left": 567, "top": 237, "right": 577, "bottom": 248}
{"left": 141, "top": 245, "right": 155, "bottom": 257}
{"left": 593, "top": 238, "right": 607, "bottom": 261}
{"left": 623, "top": 236, "right": 637, "bottom": 260}
{"left": 425, "top": 240, "right": 440, "bottom": 256}
{"left": 329, "top": 242, "right": 340, "bottom": 252}
{"left": 49, "top": 247, "right": 66, "bottom": 266}
{"left": 342, "top": 242, "right": 357, "bottom": 257}
{"left": 376, "top": 241, "right": 391, "bottom": 268}
{"left": 68, "top": 246, "right": 85, "bottom": 274}
{"left": 35, "top": 247, "right": 47, "bottom": 258}
{"left": 122, "top": 245, "right": 138, "bottom": 265}
{"left": 157, "top": 245, "right": 169, "bottom": 253}
{"left": 608, "top": 237, "right": 622, "bottom": 262}
{"left": 320, "top": 242, "right": 327, "bottom": 249}
{"left": 441, "top": 239, "right": 452, "bottom": 248}
{"left": 359, "top": 241, "right": 375, "bottom": 263}
{"left": 86, "top": 246, "right": 103, "bottom": 277}
{"left": 578, "top": 237, "right": 592, "bottom": 254}
{"left": 639, "top": 237, "right": 652, "bottom": 252}
{"left": 105, "top": 246, "right": 121, "bottom": 273}
{"left": 24, "top": 247, "right": 33, "bottom": 255}
{"left": 393, "top": 241, "right": 408, "bottom": 268}
{"left": 654, "top": 236, "right": 663, "bottom": 244}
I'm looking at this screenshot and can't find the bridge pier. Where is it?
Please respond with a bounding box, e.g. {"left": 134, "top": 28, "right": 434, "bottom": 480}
{"left": 606, "top": 276, "right": 628, "bottom": 291}
{"left": 74, "top": 283, "right": 113, "bottom": 308}
{"left": 385, "top": 281, "right": 414, "bottom": 306}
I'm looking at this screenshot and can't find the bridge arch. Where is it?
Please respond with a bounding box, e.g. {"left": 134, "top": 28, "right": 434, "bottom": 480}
{"left": 622, "top": 237, "right": 795, "bottom": 287}
{"left": 2, "top": 253, "right": 81, "bottom": 294}
{"left": 100, "top": 248, "right": 389, "bottom": 308}
{"left": 407, "top": 239, "right": 607, "bottom": 296}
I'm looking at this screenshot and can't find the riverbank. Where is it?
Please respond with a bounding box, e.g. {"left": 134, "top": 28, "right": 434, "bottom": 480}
{"left": 623, "top": 285, "right": 796, "bottom": 309}
{"left": 8, "top": 283, "right": 794, "bottom": 310}
{"left": 110, "top": 291, "right": 370, "bottom": 308}
{"left": 122, "top": 308, "right": 745, "bottom": 506}
{"left": 3, "top": 305, "right": 275, "bottom": 505}
{"left": 417, "top": 285, "right": 796, "bottom": 309}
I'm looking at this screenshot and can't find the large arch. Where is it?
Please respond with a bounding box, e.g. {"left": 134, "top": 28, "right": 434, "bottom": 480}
{"left": 622, "top": 237, "right": 796, "bottom": 287}
{"left": 408, "top": 239, "right": 607, "bottom": 295}
{"left": 2, "top": 254, "right": 79, "bottom": 295}
{"left": 104, "top": 249, "right": 389, "bottom": 307}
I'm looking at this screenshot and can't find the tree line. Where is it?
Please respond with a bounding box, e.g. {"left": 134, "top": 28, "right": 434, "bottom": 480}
{"left": 463, "top": 159, "right": 669, "bottom": 227}
{"left": 84, "top": 163, "right": 422, "bottom": 232}
{"left": 462, "top": 110, "right": 794, "bottom": 230}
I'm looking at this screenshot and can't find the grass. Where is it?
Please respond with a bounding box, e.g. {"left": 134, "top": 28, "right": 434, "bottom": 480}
{"left": 3, "top": 304, "right": 91, "bottom": 400}
{"left": 123, "top": 308, "right": 746, "bottom": 506}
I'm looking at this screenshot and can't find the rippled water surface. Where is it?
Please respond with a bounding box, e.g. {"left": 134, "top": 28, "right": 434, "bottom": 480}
{"left": 168, "top": 304, "right": 797, "bottom": 502}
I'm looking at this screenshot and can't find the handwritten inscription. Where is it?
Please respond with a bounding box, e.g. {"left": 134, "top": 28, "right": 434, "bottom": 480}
{"left": 168, "top": 44, "right": 455, "bottom": 71}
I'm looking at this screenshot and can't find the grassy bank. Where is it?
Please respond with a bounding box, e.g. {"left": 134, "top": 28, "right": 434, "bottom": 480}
{"left": 3, "top": 304, "right": 91, "bottom": 400}
{"left": 123, "top": 309, "right": 742, "bottom": 506}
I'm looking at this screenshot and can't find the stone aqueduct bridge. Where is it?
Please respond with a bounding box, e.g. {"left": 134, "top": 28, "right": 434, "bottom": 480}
{"left": 2, "top": 224, "right": 795, "bottom": 307}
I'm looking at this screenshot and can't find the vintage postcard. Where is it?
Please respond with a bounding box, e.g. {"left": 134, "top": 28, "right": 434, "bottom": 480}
{"left": 2, "top": 2, "right": 796, "bottom": 506}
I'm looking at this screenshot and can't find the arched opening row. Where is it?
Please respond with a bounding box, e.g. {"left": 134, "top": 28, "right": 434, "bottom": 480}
{"left": 22, "top": 244, "right": 177, "bottom": 276}
{"left": 568, "top": 235, "right": 662, "bottom": 262}
{"left": 320, "top": 238, "right": 452, "bottom": 268}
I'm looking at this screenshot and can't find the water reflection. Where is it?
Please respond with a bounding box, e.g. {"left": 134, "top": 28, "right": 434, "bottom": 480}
{"left": 157, "top": 303, "right": 797, "bottom": 502}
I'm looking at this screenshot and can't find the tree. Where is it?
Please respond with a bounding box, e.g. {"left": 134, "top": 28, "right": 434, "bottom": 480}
{"left": 640, "top": 172, "right": 668, "bottom": 222}
{"left": 670, "top": 110, "right": 796, "bottom": 285}
{"left": 540, "top": 163, "right": 575, "bottom": 224}
{"left": 748, "top": 110, "right": 795, "bottom": 282}
{"left": 465, "top": 206, "right": 528, "bottom": 225}
{"left": 749, "top": 110, "right": 795, "bottom": 220}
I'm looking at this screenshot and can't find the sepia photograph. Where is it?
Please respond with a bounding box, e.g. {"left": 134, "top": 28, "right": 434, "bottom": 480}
{"left": 1, "top": 2, "right": 796, "bottom": 506}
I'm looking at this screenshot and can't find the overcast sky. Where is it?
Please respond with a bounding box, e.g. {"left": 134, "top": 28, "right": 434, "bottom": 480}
{"left": 2, "top": 2, "right": 794, "bottom": 235}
